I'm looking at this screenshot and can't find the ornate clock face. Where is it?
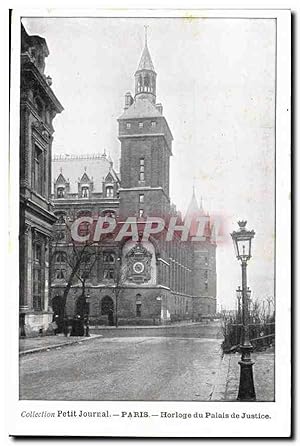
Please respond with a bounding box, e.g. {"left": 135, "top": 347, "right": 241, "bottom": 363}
{"left": 133, "top": 261, "right": 145, "bottom": 274}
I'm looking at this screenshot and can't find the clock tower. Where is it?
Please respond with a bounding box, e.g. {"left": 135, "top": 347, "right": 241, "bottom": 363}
{"left": 118, "top": 30, "right": 173, "bottom": 219}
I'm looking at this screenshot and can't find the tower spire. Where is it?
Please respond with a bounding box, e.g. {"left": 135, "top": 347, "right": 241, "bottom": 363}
{"left": 134, "top": 27, "right": 157, "bottom": 104}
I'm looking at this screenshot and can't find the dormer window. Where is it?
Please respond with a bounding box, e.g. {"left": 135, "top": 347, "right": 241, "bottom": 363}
{"left": 81, "top": 186, "right": 89, "bottom": 198}
{"left": 106, "top": 186, "right": 114, "bottom": 198}
{"left": 151, "top": 121, "right": 156, "bottom": 127}
{"left": 57, "top": 187, "right": 65, "bottom": 199}
{"left": 126, "top": 123, "right": 131, "bottom": 129}
{"left": 139, "top": 122, "right": 143, "bottom": 128}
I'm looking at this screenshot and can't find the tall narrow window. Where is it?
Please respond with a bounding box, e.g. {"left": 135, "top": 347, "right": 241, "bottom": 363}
{"left": 136, "top": 294, "right": 142, "bottom": 317}
{"left": 57, "top": 187, "right": 65, "bottom": 198}
{"left": 139, "top": 209, "right": 144, "bottom": 218}
{"left": 136, "top": 303, "right": 142, "bottom": 317}
{"left": 139, "top": 194, "right": 144, "bottom": 203}
{"left": 33, "top": 146, "right": 43, "bottom": 195}
{"left": 139, "top": 158, "right": 145, "bottom": 181}
{"left": 55, "top": 250, "right": 66, "bottom": 279}
{"left": 106, "top": 186, "right": 114, "bottom": 198}
{"left": 33, "top": 243, "right": 43, "bottom": 311}
{"left": 81, "top": 186, "right": 89, "bottom": 198}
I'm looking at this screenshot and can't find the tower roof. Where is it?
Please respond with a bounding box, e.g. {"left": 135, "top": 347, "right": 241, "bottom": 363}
{"left": 136, "top": 29, "right": 155, "bottom": 73}
{"left": 185, "top": 186, "right": 199, "bottom": 219}
{"left": 118, "top": 96, "right": 162, "bottom": 120}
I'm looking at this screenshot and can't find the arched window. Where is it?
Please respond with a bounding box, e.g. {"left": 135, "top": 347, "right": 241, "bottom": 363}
{"left": 103, "top": 252, "right": 115, "bottom": 264}
{"left": 144, "top": 74, "right": 150, "bottom": 88}
{"left": 138, "top": 74, "right": 143, "bottom": 89}
{"left": 57, "top": 187, "right": 65, "bottom": 199}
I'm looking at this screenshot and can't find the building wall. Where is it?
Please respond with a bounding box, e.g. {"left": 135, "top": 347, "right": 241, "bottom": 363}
{"left": 19, "top": 24, "right": 63, "bottom": 336}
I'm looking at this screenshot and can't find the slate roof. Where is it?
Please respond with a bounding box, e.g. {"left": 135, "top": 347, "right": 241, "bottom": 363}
{"left": 52, "top": 153, "right": 119, "bottom": 194}
{"left": 136, "top": 43, "right": 155, "bottom": 72}
{"left": 119, "top": 97, "right": 162, "bottom": 120}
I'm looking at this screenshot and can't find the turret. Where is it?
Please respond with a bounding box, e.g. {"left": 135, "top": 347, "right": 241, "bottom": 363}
{"left": 134, "top": 27, "right": 157, "bottom": 105}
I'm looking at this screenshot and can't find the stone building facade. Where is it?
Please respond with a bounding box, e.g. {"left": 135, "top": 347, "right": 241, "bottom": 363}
{"left": 19, "top": 24, "right": 63, "bottom": 335}
{"left": 50, "top": 36, "right": 217, "bottom": 326}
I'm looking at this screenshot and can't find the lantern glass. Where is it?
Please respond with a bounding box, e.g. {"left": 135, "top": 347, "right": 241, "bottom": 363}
{"left": 236, "top": 286, "right": 242, "bottom": 300}
{"left": 236, "top": 238, "right": 251, "bottom": 260}
{"left": 231, "top": 221, "right": 255, "bottom": 262}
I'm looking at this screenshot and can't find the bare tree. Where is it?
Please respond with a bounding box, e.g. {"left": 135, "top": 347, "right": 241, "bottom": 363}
{"left": 51, "top": 215, "right": 100, "bottom": 323}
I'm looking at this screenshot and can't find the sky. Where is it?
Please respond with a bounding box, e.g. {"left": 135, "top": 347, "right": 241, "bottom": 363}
{"left": 22, "top": 16, "right": 276, "bottom": 310}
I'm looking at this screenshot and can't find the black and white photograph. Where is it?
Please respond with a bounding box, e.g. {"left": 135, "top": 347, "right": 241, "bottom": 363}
{"left": 7, "top": 7, "right": 291, "bottom": 438}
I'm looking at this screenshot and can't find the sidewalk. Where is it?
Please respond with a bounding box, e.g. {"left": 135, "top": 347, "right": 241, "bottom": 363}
{"left": 90, "top": 321, "right": 219, "bottom": 329}
{"left": 211, "top": 346, "right": 275, "bottom": 401}
{"left": 19, "top": 334, "right": 102, "bottom": 355}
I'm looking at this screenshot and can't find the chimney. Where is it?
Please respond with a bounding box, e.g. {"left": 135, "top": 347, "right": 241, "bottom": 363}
{"left": 156, "top": 103, "right": 163, "bottom": 114}
{"left": 124, "top": 91, "right": 134, "bottom": 110}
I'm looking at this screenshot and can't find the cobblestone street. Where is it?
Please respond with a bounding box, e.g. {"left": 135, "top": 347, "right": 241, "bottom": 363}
{"left": 19, "top": 323, "right": 274, "bottom": 402}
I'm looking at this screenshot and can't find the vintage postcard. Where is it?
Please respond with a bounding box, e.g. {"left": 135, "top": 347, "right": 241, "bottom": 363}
{"left": 8, "top": 8, "right": 291, "bottom": 438}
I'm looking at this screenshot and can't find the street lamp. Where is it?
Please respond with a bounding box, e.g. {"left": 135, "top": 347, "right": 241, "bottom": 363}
{"left": 85, "top": 290, "right": 90, "bottom": 337}
{"left": 231, "top": 220, "right": 256, "bottom": 401}
{"left": 247, "top": 287, "right": 252, "bottom": 317}
{"left": 115, "top": 257, "right": 121, "bottom": 328}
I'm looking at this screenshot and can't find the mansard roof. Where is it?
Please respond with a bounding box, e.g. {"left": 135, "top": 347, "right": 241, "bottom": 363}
{"left": 52, "top": 153, "right": 119, "bottom": 195}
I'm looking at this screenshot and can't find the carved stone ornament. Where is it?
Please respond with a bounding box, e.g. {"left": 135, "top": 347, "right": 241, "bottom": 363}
{"left": 32, "top": 121, "right": 49, "bottom": 141}
{"left": 125, "top": 243, "right": 152, "bottom": 284}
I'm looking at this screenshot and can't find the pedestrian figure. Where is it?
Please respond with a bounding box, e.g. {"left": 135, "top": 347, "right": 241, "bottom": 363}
{"left": 53, "top": 314, "right": 60, "bottom": 335}
{"left": 108, "top": 308, "right": 114, "bottom": 326}
{"left": 63, "top": 317, "right": 69, "bottom": 337}
{"left": 84, "top": 317, "right": 90, "bottom": 337}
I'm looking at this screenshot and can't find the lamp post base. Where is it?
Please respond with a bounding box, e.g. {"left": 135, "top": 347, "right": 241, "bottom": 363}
{"left": 237, "top": 358, "right": 256, "bottom": 401}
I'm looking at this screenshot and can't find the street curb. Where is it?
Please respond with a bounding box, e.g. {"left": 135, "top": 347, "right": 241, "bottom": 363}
{"left": 210, "top": 353, "right": 230, "bottom": 401}
{"left": 19, "top": 334, "right": 103, "bottom": 356}
{"left": 90, "top": 322, "right": 219, "bottom": 330}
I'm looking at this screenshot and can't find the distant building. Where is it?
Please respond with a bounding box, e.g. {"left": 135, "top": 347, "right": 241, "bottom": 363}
{"left": 19, "top": 24, "right": 63, "bottom": 336}
{"left": 50, "top": 34, "right": 216, "bottom": 325}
